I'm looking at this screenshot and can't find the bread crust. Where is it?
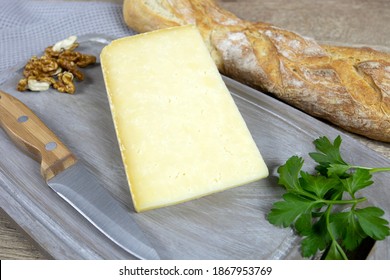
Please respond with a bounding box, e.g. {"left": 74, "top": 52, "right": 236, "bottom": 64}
{"left": 123, "top": 0, "right": 390, "bottom": 142}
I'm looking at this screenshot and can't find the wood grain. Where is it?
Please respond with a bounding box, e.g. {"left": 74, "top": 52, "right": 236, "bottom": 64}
{"left": 0, "top": 209, "right": 47, "bottom": 259}
{"left": 0, "top": 91, "right": 77, "bottom": 181}
{"left": 1, "top": 0, "right": 390, "bottom": 260}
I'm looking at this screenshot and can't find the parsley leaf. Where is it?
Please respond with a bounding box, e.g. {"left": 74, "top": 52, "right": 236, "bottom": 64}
{"left": 327, "top": 164, "right": 351, "bottom": 178}
{"left": 355, "top": 207, "right": 390, "bottom": 240}
{"left": 267, "top": 135, "right": 390, "bottom": 260}
{"left": 300, "top": 215, "right": 330, "bottom": 258}
{"left": 294, "top": 212, "right": 312, "bottom": 235}
{"left": 277, "top": 155, "right": 304, "bottom": 192}
{"left": 341, "top": 169, "right": 373, "bottom": 196}
{"left": 300, "top": 171, "right": 340, "bottom": 198}
{"left": 309, "top": 136, "right": 347, "bottom": 169}
{"left": 267, "top": 193, "right": 317, "bottom": 227}
{"left": 330, "top": 211, "right": 367, "bottom": 251}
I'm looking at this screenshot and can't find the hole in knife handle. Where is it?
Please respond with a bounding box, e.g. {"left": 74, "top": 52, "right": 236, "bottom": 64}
{"left": 17, "top": 115, "right": 29, "bottom": 123}
{"left": 45, "top": 141, "right": 57, "bottom": 151}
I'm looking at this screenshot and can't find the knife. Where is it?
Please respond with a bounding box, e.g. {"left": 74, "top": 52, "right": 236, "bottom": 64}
{"left": 0, "top": 90, "right": 159, "bottom": 260}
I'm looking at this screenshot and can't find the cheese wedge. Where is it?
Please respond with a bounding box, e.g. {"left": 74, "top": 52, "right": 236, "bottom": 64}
{"left": 100, "top": 25, "right": 268, "bottom": 212}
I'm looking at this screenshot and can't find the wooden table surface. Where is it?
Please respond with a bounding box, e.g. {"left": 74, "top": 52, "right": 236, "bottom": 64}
{"left": 1, "top": 0, "right": 389, "bottom": 260}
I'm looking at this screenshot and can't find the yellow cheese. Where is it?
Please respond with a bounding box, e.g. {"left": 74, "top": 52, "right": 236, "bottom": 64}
{"left": 100, "top": 25, "right": 268, "bottom": 212}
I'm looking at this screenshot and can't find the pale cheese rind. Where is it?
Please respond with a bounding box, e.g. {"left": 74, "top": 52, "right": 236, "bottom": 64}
{"left": 101, "top": 25, "right": 268, "bottom": 212}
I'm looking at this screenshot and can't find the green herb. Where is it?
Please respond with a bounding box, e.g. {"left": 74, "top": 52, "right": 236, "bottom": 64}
{"left": 267, "top": 136, "right": 390, "bottom": 259}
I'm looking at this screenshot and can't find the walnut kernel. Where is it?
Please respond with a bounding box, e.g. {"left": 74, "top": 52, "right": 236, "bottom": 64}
{"left": 53, "top": 72, "right": 76, "bottom": 94}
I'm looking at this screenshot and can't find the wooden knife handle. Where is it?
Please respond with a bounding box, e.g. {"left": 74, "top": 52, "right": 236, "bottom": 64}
{"left": 0, "top": 90, "right": 77, "bottom": 181}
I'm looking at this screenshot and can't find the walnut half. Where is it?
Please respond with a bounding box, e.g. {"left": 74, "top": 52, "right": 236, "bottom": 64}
{"left": 53, "top": 72, "right": 76, "bottom": 94}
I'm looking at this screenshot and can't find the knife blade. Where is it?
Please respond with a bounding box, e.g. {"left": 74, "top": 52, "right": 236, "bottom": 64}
{"left": 0, "top": 90, "right": 159, "bottom": 260}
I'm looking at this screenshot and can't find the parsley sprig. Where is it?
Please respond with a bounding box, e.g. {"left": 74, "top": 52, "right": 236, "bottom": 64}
{"left": 267, "top": 136, "right": 390, "bottom": 259}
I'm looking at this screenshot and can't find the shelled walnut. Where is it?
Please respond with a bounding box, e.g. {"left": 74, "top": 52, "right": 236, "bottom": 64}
{"left": 17, "top": 36, "right": 96, "bottom": 94}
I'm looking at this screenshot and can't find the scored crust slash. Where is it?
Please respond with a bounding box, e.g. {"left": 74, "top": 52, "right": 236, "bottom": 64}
{"left": 123, "top": 0, "right": 390, "bottom": 143}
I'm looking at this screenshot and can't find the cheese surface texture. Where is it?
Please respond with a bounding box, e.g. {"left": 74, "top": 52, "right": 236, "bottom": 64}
{"left": 100, "top": 25, "right": 268, "bottom": 212}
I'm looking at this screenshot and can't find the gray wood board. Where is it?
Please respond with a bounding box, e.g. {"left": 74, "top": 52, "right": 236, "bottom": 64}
{"left": 0, "top": 34, "right": 389, "bottom": 259}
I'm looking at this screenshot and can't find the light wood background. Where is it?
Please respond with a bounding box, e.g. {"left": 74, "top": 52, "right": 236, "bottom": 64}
{"left": 1, "top": 0, "right": 389, "bottom": 259}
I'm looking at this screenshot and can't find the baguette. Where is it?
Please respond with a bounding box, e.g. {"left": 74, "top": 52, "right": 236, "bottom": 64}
{"left": 123, "top": 0, "right": 390, "bottom": 142}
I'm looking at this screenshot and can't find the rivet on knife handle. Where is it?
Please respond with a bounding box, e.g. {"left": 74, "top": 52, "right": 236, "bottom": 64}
{"left": 0, "top": 90, "right": 77, "bottom": 181}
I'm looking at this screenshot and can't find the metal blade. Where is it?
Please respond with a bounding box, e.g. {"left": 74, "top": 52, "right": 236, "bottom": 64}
{"left": 47, "top": 162, "right": 159, "bottom": 260}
